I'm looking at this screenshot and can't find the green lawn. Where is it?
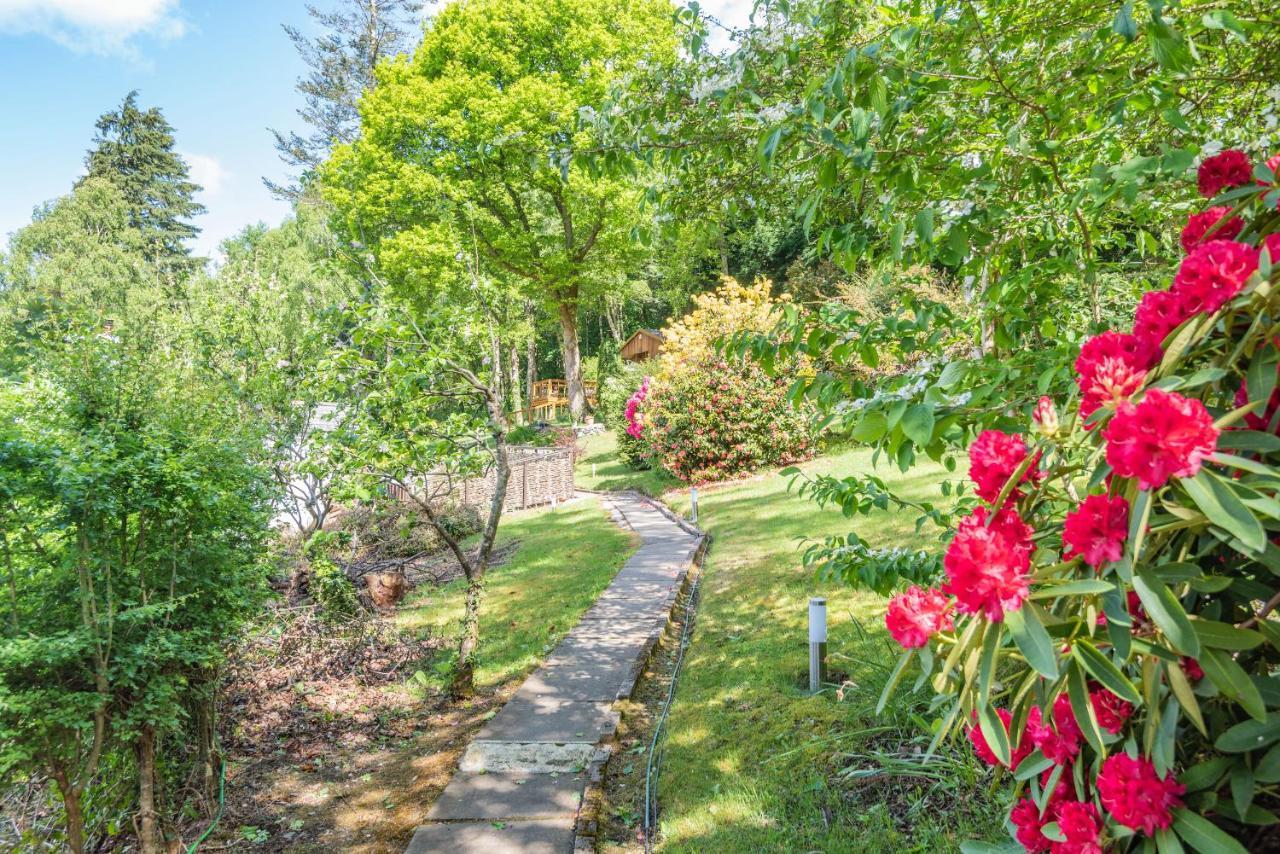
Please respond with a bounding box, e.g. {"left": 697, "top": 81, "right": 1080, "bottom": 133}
{"left": 612, "top": 439, "right": 1004, "bottom": 852}
{"left": 397, "top": 495, "right": 638, "bottom": 689}
{"left": 575, "top": 429, "right": 683, "bottom": 495}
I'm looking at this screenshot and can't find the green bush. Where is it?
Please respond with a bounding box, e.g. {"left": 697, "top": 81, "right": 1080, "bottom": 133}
{"left": 311, "top": 556, "right": 359, "bottom": 617}
{"left": 599, "top": 361, "right": 646, "bottom": 430}
{"left": 646, "top": 356, "right": 814, "bottom": 482}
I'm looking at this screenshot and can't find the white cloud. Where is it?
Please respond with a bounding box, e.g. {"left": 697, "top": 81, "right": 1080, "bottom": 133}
{"left": 0, "top": 0, "right": 185, "bottom": 56}
{"left": 182, "top": 152, "right": 228, "bottom": 196}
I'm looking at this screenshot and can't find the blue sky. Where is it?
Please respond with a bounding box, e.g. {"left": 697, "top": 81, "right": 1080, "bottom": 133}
{"left": 0, "top": 0, "right": 750, "bottom": 259}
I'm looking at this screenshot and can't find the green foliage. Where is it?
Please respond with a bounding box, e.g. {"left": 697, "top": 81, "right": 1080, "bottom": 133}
{"left": 310, "top": 556, "right": 359, "bottom": 618}
{"left": 615, "top": 428, "right": 652, "bottom": 471}
{"left": 82, "top": 91, "right": 205, "bottom": 270}
{"left": 600, "top": 0, "right": 1280, "bottom": 344}
{"left": 599, "top": 361, "right": 645, "bottom": 430}
{"left": 875, "top": 163, "right": 1280, "bottom": 849}
{"left": 646, "top": 355, "right": 814, "bottom": 482}
{"left": 320, "top": 0, "right": 679, "bottom": 418}
{"left": 0, "top": 317, "right": 272, "bottom": 849}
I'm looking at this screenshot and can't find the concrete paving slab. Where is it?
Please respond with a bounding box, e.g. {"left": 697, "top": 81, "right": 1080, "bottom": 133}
{"left": 475, "top": 697, "right": 618, "bottom": 743}
{"left": 405, "top": 492, "right": 703, "bottom": 853}
{"left": 427, "top": 771, "right": 585, "bottom": 820}
{"left": 406, "top": 819, "right": 574, "bottom": 854}
{"left": 513, "top": 658, "right": 638, "bottom": 703}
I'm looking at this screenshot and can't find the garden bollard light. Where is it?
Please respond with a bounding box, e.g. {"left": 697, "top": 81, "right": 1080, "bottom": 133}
{"left": 809, "top": 597, "right": 827, "bottom": 694}
{"left": 689, "top": 487, "right": 698, "bottom": 524}
{"left": 592, "top": 463, "right": 597, "bottom": 478}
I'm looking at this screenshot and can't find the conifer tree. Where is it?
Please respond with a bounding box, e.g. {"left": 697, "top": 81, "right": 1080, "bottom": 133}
{"left": 82, "top": 91, "right": 204, "bottom": 272}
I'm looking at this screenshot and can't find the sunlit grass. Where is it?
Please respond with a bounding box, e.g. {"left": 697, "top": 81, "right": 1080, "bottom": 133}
{"left": 574, "top": 429, "right": 683, "bottom": 496}
{"left": 397, "top": 496, "right": 638, "bottom": 689}
{"left": 641, "top": 442, "right": 1005, "bottom": 851}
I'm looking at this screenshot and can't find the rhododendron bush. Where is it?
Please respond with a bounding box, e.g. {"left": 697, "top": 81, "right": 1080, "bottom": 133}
{"left": 645, "top": 355, "right": 814, "bottom": 482}
{"left": 640, "top": 277, "right": 815, "bottom": 482}
{"left": 878, "top": 151, "right": 1280, "bottom": 852}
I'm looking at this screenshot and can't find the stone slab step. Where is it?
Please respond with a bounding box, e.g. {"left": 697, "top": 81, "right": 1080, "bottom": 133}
{"left": 427, "top": 771, "right": 585, "bottom": 821}
{"left": 474, "top": 697, "right": 619, "bottom": 744}
{"left": 406, "top": 819, "right": 574, "bottom": 854}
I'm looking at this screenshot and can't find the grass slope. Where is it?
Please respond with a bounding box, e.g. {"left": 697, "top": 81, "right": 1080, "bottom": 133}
{"left": 398, "top": 495, "right": 638, "bottom": 689}
{"left": 575, "top": 430, "right": 683, "bottom": 496}
{"left": 605, "top": 440, "right": 1003, "bottom": 852}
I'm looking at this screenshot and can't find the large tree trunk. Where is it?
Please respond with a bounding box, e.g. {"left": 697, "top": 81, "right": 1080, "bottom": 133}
{"left": 509, "top": 345, "right": 523, "bottom": 425}
{"left": 137, "top": 726, "right": 161, "bottom": 854}
{"left": 557, "top": 301, "right": 585, "bottom": 423}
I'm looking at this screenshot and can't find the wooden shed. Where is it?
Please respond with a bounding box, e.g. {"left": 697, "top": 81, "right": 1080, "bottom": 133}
{"left": 620, "top": 328, "right": 664, "bottom": 363}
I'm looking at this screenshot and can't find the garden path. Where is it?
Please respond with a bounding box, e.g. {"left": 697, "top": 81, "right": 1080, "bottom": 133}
{"left": 405, "top": 492, "right": 702, "bottom": 853}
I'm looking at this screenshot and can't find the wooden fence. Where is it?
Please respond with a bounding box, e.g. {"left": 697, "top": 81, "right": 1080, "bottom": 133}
{"left": 389, "top": 445, "right": 575, "bottom": 513}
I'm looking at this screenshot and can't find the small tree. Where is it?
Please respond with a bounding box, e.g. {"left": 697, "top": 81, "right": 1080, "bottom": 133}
{"left": 322, "top": 302, "right": 511, "bottom": 697}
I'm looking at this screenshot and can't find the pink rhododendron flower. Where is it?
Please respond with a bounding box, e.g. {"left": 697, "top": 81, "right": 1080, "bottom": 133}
{"left": 1180, "top": 206, "right": 1244, "bottom": 252}
{"left": 624, "top": 378, "right": 650, "bottom": 439}
{"left": 1080, "top": 358, "right": 1148, "bottom": 421}
{"left": 968, "top": 429, "right": 1040, "bottom": 503}
{"left": 885, "top": 585, "right": 954, "bottom": 649}
{"left": 968, "top": 707, "right": 1032, "bottom": 769}
{"left": 943, "top": 506, "right": 1034, "bottom": 621}
{"left": 1132, "top": 289, "right": 1192, "bottom": 351}
{"left": 1033, "top": 396, "right": 1060, "bottom": 436}
{"left": 1027, "top": 694, "right": 1082, "bottom": 766}
{"left": 1171, "top": 239, "right": 1259, "bottom": 315}
{"left": 1103, "top": 389, "right": 1219, "bottom": 489}
{"left": 1265, "top": 233, "right": 1280, "bottom": 260}
{"left": 1090, "top": 686, "right": 1134, "bottom": 734}
{"left": 1097, "top": 753, "right": 1184, "bottom": 836}
{"left": 1197, "top": 148, "right": 1252, "bottom": 197}
{"left": 1063, "top": 494, "right": 1129, "bottom": 568}
{"left": 1075, "top": 332, "right": 1158, "bottom": 420}
{"left": 1054, "top": 800, "right": 1104, "bottom": 854}
{"left": 1010, "top": 798, "right": 1051, "bottom": 853}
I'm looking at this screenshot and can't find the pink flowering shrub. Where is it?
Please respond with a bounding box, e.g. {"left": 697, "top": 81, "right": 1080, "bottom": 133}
{"left": 880, "top": 149, "right": 1280, "bottom": 852}
{"left": 644, "top": 356, "right": 814, "bottom": 483}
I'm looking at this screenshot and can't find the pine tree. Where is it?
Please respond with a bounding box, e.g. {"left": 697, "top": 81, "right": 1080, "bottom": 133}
{"left": 267, "top": 0, "right": 423, "bottom": 198}
{"left": 82, "top": 91, "right": 205, "bottom": 271}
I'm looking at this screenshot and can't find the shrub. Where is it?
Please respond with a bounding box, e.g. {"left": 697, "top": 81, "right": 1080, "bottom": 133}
{"left": 599, "top": 361, "right": 646, "bottom": 430}
{"left": 646, "top": 355, "right": 813, "bottom": 482}
{"left": 311, "top": 556, "right": 359, "bottom": 617}
{"left": 643, "top": 277, "right": 814, "bottom": 481}
{"left": 877, "top": 148, "right": 1280, "bottom": 852}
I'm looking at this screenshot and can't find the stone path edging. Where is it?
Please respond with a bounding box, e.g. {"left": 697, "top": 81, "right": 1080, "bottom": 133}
{"left": 406, "top": 493, "right": 705, "bottom": 854}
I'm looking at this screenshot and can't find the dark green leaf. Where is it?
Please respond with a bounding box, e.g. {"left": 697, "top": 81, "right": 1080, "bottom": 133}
{"left": 1007, "top": 606, "right": 1058, "bottom": 679}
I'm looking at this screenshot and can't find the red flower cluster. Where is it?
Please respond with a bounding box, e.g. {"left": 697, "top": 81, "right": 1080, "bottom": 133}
{"left": 1090, "top": 687, "right": 1134, "bottom": 734}
{"left": 1026, "top": 694, "right": 1082, "bottom": 766}
{"left": 968, "top": 707, "right": 1031, "bottom": 769}
{"left": 969, "top": 429, "right": 1039, "bottom": 503}
{"left": 1197, "top": 148, "right": 1252, "bottom": 198}
{"left": 1103, "top": 389, "right": 1219, "bottom": 489}
{"left": 885, "top": 585, "right": 953, "bottom": 648}
{"left": 1172, "top": 239, "right": 1260, "bottom": 316}
{"left": 1062, "top": 494, "right": 1129, "bottom": 568}
{"left": 1011, "top": 796, "right": 1102, "bottom": 854}
{"left": 1075, "top": 332, "right": 1157, "bottom": 420}
{"left": 1096, "top": 753, "right": 1185, "bottom": 836}
{"left": 943, "top": 506, "right": 1033, "bottom": 621}
{"left": 1180, "top": 206, "right": 1243, "bottom": 252}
